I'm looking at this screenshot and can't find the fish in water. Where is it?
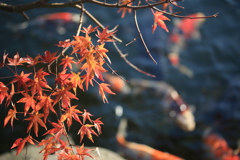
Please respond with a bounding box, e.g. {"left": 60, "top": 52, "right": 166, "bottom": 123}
{"left": 168, "top": 12, "right": 206, "bottom": 78}
{"left": 203, "top": 128, "right": 240, "bottom": 160}
{"left": 116, "top": 118, "right": 185, "bottom": 160}
{"left": 105, "top": 73, "right": 196, "bottom": 132}
{"left": 9, "top": 12, "right": 83, "bottom": 35}
{"left": 129, "top": 79, "right": 196, "bottom": 132}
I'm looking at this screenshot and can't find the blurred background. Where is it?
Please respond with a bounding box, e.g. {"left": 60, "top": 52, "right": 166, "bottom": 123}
{"left": 0, "top": 0, "right": 240, "bottom": 159}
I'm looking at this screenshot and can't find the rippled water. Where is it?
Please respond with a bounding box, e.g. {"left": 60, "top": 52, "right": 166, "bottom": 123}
{"left": 1, "top": 0, "right": 240, "bottom": 159}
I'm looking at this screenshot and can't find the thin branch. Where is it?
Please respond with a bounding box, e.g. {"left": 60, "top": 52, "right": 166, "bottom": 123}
{"left": 75, "top": 5, "right": 122, "bottom": 43}
{"left": 75, "top": 4, "right": 85, "bottom": 36}
{"left": 133, "top": 9, "right": 157, "bottom": 64}
{"left": 113, "top": 41, "right": 156, "bottom": 78}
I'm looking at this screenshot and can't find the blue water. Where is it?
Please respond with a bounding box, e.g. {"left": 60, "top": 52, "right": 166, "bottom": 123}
{"left": 1, "top": 0, "right": 240, "bottom": 159}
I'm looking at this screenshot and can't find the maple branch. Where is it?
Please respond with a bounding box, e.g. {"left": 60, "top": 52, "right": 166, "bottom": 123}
{"left": 112, "top": 41, "right": 156, "bottom": 78}
{"left": 133, "top": 9, "right": 157, "bottom": 64}
{"left": 75, "top": 4, "right": 122, "bottom": 43}
{"left": 75, "top": 4, "right": 85, "bottom": 36}
{"left": 0, "top": 0, "right": 177, "bottom": 13}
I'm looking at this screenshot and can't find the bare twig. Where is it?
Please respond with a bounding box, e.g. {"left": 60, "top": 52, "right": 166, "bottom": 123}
{"left": 133, "top": 9, "right": 157, "bottom": 64}
{"left": 113, "top": 42, "right": 156, "bottom": 78}
{"left": 75, "top": 4, "right": 85, "bottom": 36}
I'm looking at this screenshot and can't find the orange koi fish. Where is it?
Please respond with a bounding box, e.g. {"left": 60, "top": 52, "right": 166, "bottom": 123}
{"left": 116, "top": 118, "right": 185, "bottom": 160}
{"left": 168, "top": 12, "right": 206, "bottom": 78}
{"left": 10, "top": 12, "right": 83, "bottom": 35}
{"left": 204, "top": 129, "right": 240, "bottom": 160}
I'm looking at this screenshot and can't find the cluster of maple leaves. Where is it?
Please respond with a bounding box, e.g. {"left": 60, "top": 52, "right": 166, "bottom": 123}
{"left": 1, "top": 25, "right": 118, "bottom": 160}
{"left": 0, "top": 0, "right": 173, "bottom": 159}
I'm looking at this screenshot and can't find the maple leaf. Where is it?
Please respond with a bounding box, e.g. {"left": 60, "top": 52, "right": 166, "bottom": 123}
{"left": 152, "top": 11, "right": 170, "bottom": 33}
{"left": 95, "top": 43, "right": 111, "bottom": 64}
{"left": 0, "top": 52, "right": 8, "bottom": 68}
{"left": 43, "top": 121, "right": 66, "bottom": 140}
{"left": 59, "top": 55, "right": 76, "bottom": 70}
{"left": 93, "top": 118, "right": 103, "bottom": 134}
{"left": 56, "top": 39, "right": 72, "bottom": 48}
{"left": 76, "top": 144, "right": 94, "bottom": 160}
{"left": 10, "top": 71, "right": 31, "bottom": 91}
{"left": 7, "top": 52, "right": 24, "bottom": 66}
{"left": 96, "top": 27, "right": 117, "bottom": 43}
{"left": 11, "top": 136, "right": 35, "bottom": 155}
{"left": 98, "top": 83, "right": 116, "bottom": 103}
{"left": 54, "top": 69, "right": 73, "bottom": 87}
{"left": 118, "top": 0, "right": 133, "bottom": 18}
{"left": 60, "top": 105, "right": 82, "bottom": 130}
{"left": 52, "top": 87, "right": 79, "bottom": 109}
{"left": 29, "top": 73, "right": 52, "bottom": 96}
{"left": 69, "top": 71, "right": 84, "bottom": 94}
{"left": 82, "top": 109, "right": 93, "bottom": 124}
{"left": 71, "top": 34, "right": 92, "bottom": 54}
{"left": 24, "top": 112, "right": 47, "bottom": 137}
{"left": 6, "top": 83, "right": 15, "bottom": 107}
{"left": 0, "top": 82, "right": 8, "bottom": 104}
{"left": 36, "top": 94, "right": 56, "bottom": 123}
{"left": 17, "top": 93, "right": 36, "bottom": 116}
{"left": 4, "top": 104, "right": 18, "bottom": 128}
{"left": 21, "top": 55, "right": 40, "bottom": 67}
{"left": 78, "top": 124, "right": 98, "bottom": 143}
{"left": 82, "top": 25, "right": 98, "bottom": 34}
{"left": 36, "top": 68, "right": 50, "bottom": 82}
{"left": 39, "top": 50, "right": 58, "bottom": 63}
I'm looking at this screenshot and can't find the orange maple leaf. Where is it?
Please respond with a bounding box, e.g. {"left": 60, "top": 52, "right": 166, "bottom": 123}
{"left": 118, "top": 0, "right": 132, "bottom": 18}
{"left": 0, "top": 82, "right": 8, "bottom": 104}
{"left": 82, "top": 109, "right": 93, "bottom": 124}
{"left": 82, "top": 25, "right": 98, "bottom": 34}
{"left": 69, "top": 71, "right": 84, "bottom": 94}
{"left": 4, "top": 104, "right": 18, "bottom": 128}
{"left": 7, "top": 52, "right": 24, "bottom": 66}
{"left": 98, "top": 83, "right": 115, "bottom": 103}
{"left": 152, "top": 11, "right": 170, "bottom": 33}
{"left": 11, "top": 136, "right": 35, "bottom": 155}
{"left": 24, "top": 112, "right": 47, "bottom": 137}
{"left": 76, "top": 144, "right": 95, "bottom": 160}
{"left": 43, "top": 121, "right": 66, "bottom": 140}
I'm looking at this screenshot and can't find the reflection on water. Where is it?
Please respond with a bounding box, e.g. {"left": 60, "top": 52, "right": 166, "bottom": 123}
{"left": 1, "top": 0, "right": 240, "bottom": 159}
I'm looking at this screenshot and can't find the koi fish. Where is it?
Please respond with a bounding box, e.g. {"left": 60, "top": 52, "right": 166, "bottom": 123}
{"left": 168, "top": 12, "right": 206, "bottom": 78}
{"left": 9, "top": 12, "right": 83, "bottom": 35}
{"left": 203, "top": 128, "right": 240, "bottom": 160}
{"left": 129, "top": 79, "right": 196, "bottom": 132}
{"left": 116, "top": 118, "right": 185, "bottom": 160}
{"left": 104, "top": 73, "right": 195, "bottom": 131}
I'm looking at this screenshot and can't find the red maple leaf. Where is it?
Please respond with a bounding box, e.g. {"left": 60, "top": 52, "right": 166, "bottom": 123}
{"left": 82, "top": 109, "right": 93, "bottom": 124}
{"left": 78, "top": 124, "right": 98, "bottom": 143}
{"left": 81, "top": 25, "right": 98, "bottom": 34}
{"left": 0, "top": 82, "right": 8, "bottom": 104}
{"left": 24, "top": 112, "right": 47, "bottom": 137}
{"left": 59, "top": 55, "right": 76, "bottom": 70}
{"left": 96, "top": 27, "right": 117, "bottom": 43}
{"left": 152, "top": 11, "right": 170, "bottom": 33}
{"left": 52, "top": 87, "right": 79, "bottom": 109}
{"left": 118, "top": 0, "right": 133, "bottom": 18}
{"left": 39, "top": 50, "right": 58, "bottom": 63}
{"left": 11, "top": 71, "right": 32, "bottom": 91}
{"left": 36, "top": 94, "right": 56, "bottom": 123}
{"left": 56, "top": 39, "right": 72, "bottom": 48}
{"left": 43, "top": 121, "right": 66, "bottom": 140}
{"left": 7, "top": 52, "right": 24, "bottom": 66}
{"left": 60, "top": 105, "right": 82, "bottom": 130}
{"left": 17, "top": 93, "right": 36, "bottom": 116}
{"left": 93, "top": 118, "right": 103, "bottom": 134}
{"left": 4, "top": 104, "right": 18, "bottom": 128}
{"left": 11, "top": 136, "right": 35, "bottom": 155}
